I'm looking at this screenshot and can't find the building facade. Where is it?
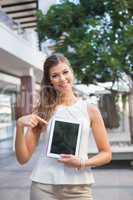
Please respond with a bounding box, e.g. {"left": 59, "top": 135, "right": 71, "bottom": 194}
{"left": 0, "top": 0, "right": 47, "bottom": 142}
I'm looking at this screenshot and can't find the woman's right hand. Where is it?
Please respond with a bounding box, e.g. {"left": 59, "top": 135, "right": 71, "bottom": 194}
{"left": 17, "top": 114, "right": 48, "bottom": 128}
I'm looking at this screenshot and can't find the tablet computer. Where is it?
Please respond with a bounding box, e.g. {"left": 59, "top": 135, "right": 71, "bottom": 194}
{"left": 47, "top": 118, "right": 82, "bottom": 159}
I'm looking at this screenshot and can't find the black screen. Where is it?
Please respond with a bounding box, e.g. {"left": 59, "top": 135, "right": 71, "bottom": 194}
{"left": 50, "top": 120, "right": 80, "bottom": 155}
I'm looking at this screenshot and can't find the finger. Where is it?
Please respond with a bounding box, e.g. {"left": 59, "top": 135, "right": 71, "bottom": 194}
{"left": 30, "top": 118, "right": 38, "bottom": 125}
{"left": 30, "top": 121, "right": 38, "bottom": 127}
{"left": 30, "top": 116, "right": 38, "bottom": 123}
{"left": 31, "top": 116, "right": 39, "bottom": 123}
{"left": 30, "top": 118, "right": 39, "bottom": 126}
{"left": 60, "top": 154, "right": 73, "bottom": 158}
{"left": 58, "top": 159, "right": 70, "bottom": 166}
{"left": 35, "top": 115, "right": 48, "bottom": 124}
{"left": 58, "top": 158, "right": 68, "bottom": 163}
{"left": 58, "top": 157, "right": 71, "bottom": 162}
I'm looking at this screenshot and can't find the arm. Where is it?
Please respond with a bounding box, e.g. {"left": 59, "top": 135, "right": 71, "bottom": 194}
{"left": 15, "top": 114, "right": 47, "bottom": 165}
{"left": 85, "top": 105, "right": 112, "bottom": 168}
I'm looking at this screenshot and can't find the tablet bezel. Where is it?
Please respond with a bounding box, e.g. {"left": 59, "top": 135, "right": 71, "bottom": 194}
{"left": 47, "top": 118, "right": 82, "bottom": 159}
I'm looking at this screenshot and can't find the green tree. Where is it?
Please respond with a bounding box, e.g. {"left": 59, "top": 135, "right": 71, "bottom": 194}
{"left": 36, "top": 0, "right": 133, "bottom": 140}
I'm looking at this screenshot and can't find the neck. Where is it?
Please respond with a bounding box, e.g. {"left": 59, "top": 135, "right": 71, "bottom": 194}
{"left": 58, "top": 89, "right": 77, "bottom": 106}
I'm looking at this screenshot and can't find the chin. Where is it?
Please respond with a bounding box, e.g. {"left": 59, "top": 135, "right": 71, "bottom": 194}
{"left": 58, "top": 87, "right": 71, "bottom": 94}
{"left": 58, "top": 85, "right": 71, "bottom": 92}
{"left": 59, "top": 89, "right": 69, "bottom": 94}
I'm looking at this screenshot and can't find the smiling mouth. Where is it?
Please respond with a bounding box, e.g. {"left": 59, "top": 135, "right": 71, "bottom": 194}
{"left": 59, "top": 82, "right": 69, "bottom": 88}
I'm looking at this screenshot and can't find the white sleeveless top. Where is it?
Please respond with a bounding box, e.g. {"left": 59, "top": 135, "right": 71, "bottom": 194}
{"left": 30, "top": 99, "right": 95, "bottom": 185}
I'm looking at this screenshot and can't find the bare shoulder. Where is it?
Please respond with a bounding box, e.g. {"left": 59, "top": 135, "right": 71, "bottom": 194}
{"left": 86, "top": 104, "right": 105, "bottom": 129}
{"left": 87, "top": 104, "right": 101, "bottom": 120}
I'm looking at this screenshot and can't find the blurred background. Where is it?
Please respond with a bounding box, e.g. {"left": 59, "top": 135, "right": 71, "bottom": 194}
{"left": 0, "top": 0, "right": 133, "bottom": 200}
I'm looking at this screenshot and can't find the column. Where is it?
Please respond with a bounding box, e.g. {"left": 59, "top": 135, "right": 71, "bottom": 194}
{"left": 16, "top": 68, "right": 35, "bottom": 119}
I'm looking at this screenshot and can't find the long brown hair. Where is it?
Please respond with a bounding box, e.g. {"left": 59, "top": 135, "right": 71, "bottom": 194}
{"left": 35, "top": 53, "right": 72, "bottom": 121}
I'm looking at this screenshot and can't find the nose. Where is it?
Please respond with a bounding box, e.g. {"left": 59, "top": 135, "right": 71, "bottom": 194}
{"left": 59, "top": 74, "right": 66, "bottom": 81}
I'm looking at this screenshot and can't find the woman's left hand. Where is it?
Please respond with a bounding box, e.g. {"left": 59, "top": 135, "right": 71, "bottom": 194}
{"left": 58, "top": 154, "right": 81, "bottom": 169}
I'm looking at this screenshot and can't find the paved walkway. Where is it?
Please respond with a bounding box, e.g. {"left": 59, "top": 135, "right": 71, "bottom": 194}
{"left": 0, "top": 141, "right": 133, "bottom": 200}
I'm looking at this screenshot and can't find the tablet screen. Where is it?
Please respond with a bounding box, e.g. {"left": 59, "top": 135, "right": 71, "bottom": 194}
{"left": 47, "top": 119, "right": 82, "bottom": 158}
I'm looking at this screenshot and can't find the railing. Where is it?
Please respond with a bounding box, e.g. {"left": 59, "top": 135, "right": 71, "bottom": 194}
{"left": 0, "top": 8, "right": 23, "bottom": 33}
{"left": 0, "top": 8, "right": 40, "bottom": 50}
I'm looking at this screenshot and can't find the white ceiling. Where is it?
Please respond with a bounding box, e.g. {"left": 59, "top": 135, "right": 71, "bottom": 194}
{"left": 0, "top": 0, "right": 38, "bottom": 29}
{"left": 0, "top": 48, "right": 43, "bottom": 83}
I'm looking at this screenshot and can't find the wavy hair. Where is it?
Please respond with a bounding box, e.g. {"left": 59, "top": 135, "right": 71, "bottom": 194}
{"left": 35, "top": 53, "right": 72, "bottom": 121}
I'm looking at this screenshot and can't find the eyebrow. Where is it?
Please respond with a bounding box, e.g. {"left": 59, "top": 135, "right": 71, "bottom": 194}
{"left": 51, "top": 67, "right": 69, "bottom": 75}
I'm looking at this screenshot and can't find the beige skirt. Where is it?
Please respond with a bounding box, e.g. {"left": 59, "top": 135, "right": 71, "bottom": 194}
{"left": 30, "top": 181, "right": 93, "bottom": 200}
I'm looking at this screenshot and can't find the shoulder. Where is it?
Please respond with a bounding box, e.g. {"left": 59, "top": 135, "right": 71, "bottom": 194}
{"left": 85, "top": 99, "right": 99, "bottom": 113}
{"left": 85, "top": 100, "right": 102, "bottom": 122}
{"left": 88, "top": 105, "right": 100, "bottom": 119}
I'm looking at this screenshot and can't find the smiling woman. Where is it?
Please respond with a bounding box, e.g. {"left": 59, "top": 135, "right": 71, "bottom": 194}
{"left": 49, "top": 62, "right": 74, "bottom": 92}
{"left": 15, "top": 53, "right": 112, "bottom": 200}
{"left": 35, "top": 53, "right": 78, "bottom": 121}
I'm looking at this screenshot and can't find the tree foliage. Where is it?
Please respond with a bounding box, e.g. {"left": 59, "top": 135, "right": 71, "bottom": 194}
{"left": 36, "top": 0, "right": 133, "bottom": 85}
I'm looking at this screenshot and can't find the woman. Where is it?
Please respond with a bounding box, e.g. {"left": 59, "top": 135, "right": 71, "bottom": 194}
{"left": 15, "top": 53, "right": 112, "bottom": 200}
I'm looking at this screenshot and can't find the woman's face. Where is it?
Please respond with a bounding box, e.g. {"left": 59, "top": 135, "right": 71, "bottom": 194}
{"left": 49, "top": 61, "right": 74, "bottom": 93}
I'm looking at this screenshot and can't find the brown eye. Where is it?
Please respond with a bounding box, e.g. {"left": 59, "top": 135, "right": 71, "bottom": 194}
{"left": 63, "top": 70, "right": 69, "bottom": 74}
{"left": 52, "top": 74, "right": 58, "bottom": 78}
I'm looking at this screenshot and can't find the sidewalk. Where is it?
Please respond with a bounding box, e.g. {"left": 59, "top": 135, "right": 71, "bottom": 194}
{"left": 0, "top": 141, "right": 133, "bottom": 200}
